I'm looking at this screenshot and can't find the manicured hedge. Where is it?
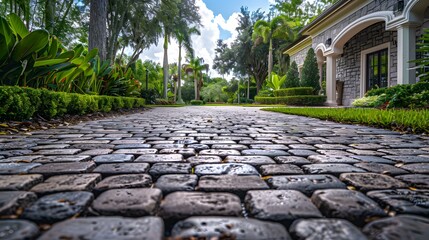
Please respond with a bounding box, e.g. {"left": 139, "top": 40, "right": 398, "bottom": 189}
{"left": 274, "top": 87, "right": 314, "bottom": 97}
{"left": 190, "top": 100, "right": 205, "bottom": 105}
{"left": 255, "top": 95, "right": 326, "bottom": 106}
{"left": 0, "top": 86, "right": 145, "bottom": 121}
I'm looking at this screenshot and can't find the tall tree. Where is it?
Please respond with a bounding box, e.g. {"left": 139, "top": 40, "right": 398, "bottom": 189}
{"left": 89, "top": 0, "right": 107, "bottom": 60}
{"left": 252, "top": 15, "right": 292, "bottom": 84}
{"left": 44, "top": 0, "right": 55, "bottom": 33}
{"left": 184, "top": 57, "right": 208, "bottom": 100}
{"left": 301, "top": 48, "right": 320, "bottom": 93}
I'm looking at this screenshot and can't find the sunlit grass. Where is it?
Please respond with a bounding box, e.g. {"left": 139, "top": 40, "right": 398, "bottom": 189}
{"left": 263, "top": 107, "right": 429, "bottom": 134}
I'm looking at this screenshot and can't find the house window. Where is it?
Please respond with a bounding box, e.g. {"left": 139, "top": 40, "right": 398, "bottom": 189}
{"left": 366, "top": 49, "right": 388, "bottom": 91}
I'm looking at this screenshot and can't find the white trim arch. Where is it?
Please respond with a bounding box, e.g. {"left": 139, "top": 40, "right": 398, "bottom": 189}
{"left": 327, "top": 11, "right": 395, "bottom": 55}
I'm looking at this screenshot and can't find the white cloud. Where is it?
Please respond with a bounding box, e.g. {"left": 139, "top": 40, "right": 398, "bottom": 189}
{"left": 139, "top": 0, "right": 241, "bottom": 79}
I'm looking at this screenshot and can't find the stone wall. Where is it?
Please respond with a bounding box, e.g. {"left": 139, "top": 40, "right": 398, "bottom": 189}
{"left": 336, "top": 22, "right": 397, "bottom": 106}
{"left": 290, "top": 45, "right": 311, "bottom": 68}
{"left": 312, "top": 0, "right": 401, "bottom": 50}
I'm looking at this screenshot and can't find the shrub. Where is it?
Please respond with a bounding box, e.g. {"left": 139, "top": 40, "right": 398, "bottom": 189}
{"left": 352, "top": 95, "right": 384, "bottom": 108}
{"left": 255, "top": 95, "right": 326, "bottom": 106}
{"left": 256, "top": 89, "right": 274, "bottom": 97}
{"left": 190, "top": 100, "right": 204, "bottom": 105}
{"left": 301, "top": 48, "right": 321, "bottom": 93}
{"left": 285, "top": 61, "right": 300, "bottom": 88}
{"left": 274, "top": 87, "right": 314, "bottom": 97}
{"left": 141, "top": 89, "right": 159, "bottom": 104}
{"left": 155, "top": 98, "right": 173, "bottom": 105}
{"left": 0, "top": 86, "right": 145, "bottom": 121}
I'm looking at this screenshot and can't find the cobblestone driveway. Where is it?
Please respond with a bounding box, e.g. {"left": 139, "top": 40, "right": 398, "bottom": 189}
{"left": 1, "top": 106, "right": 429, "bottom": 239}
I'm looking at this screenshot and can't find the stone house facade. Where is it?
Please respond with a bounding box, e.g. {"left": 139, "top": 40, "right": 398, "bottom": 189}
{"left": 285, "top": 0, "right": 429, "bottom": 106}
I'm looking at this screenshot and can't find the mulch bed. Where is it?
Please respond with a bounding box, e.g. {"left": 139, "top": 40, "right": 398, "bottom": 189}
{"left": 0, "top": 108, "right": 150, "bottom": 135}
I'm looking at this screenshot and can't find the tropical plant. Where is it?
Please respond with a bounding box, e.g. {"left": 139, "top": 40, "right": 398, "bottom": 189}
{"left": 301, "top": 48, "right": 321, "bottom": 93}
{"left": 266, "top": 72, "right": 286, "bottom": 90}
{"left": 252, "top": 15, "right": 293, "bottom": 84}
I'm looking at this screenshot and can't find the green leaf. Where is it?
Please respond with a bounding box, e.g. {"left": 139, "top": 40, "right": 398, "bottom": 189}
{"left": 48, "top": 37, "right": 59, "bottom": 58}
{"left": 85, "top": 48, "right": 98, "bottom": 62}
{"left": 7, "top": 13, "right": 30, "bottom": 39}
{"left": 11, "top": 30, "right": 49, "bottom": 61}
{"left": 58, "top": 50, "right": 75, "bottom": 59}
{"left": 34, "top": 58, "right": 69, "bottom": 67}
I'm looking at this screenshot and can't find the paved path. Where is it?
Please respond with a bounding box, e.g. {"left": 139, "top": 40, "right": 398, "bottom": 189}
{"left": 1, "top": 106, "right": 429, "bottom": 239}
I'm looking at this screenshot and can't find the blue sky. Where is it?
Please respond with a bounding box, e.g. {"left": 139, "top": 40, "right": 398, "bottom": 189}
{"left": 205, "top": 0, "right": 273, "bottom": 39}
{"left": 142, "top": 0, "right": 274, "bottom": 78}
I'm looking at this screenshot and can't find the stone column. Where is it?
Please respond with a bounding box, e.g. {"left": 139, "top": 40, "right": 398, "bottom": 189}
{"left": 326, "top": 54, "right": 337, "bottom": 106}
{"left": 318, "top": 61, "right": 324, "bottom": 87}
{"left": 397, "top": 25, "right": 416, "bottom": 84}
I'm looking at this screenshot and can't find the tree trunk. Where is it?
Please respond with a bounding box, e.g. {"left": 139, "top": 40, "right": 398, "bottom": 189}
{"left": 89, "top": 0, "right": 108, "bottom": 61}
{"left": 194, "top": 74, "right": 198, "bottom": 100}
{"left": 268, "top": 38, "right": 273, "bottom": 84}
{"left": 162, "top": 32, "right": 169, "bottom": 99}
{"left": 44, "top": 0, "right": 55, "bottom": 34}
{"left": 177, "top": 43, "right": 184, "bottom": 104}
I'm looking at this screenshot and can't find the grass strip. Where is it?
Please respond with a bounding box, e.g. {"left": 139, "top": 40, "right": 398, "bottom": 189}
{"left": 263, "top": 107, "right": 429, "bottom": 134}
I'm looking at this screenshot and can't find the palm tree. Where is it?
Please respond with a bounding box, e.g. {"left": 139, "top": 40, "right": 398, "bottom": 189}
{"left": 175, "top": 25, "right": 200, "bottom": 104}
{"left": 184, "top": 57, "right": 209, "bottom": 100}
{"left": 252, "top": 14, "right": 293, "bottom": 84}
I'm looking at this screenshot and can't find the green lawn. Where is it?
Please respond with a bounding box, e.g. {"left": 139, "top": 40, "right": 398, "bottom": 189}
{"left": 263, "top": 107, "right": 429, "bottom": 134}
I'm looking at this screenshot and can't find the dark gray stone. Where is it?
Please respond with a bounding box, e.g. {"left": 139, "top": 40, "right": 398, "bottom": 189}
{"left": 378, "top": 148, "right": 429, "bottom": 155}
{"left": 187, "top": 144, "right": 210, "bottom": 151}
{"left": 171, "top": 217, "right": 290, "bottom": 239}
{"left": 31, "top": 174, "right": 101, "bottom": 194}
{"left": 312, "top": 189, "right": 387, "bottom": 226}
{"left": 267, "top": 175, "right": 346, "bottom": 196}
{"left": 0, "top": 220, "right": 39, "bottom": 240}
{"left": 367, "top": 189, "right": 429, "bottom": 216}
{"left": 155, "top": 174, "right": 198, "bottom": 194}
{"left": 382, "top": 155, "right": 429, "bottom": 163}
{"left": 242, "top": 149, "right": 289, "bottom": 157}
{"left": 197, "top": 175, "right": 269, "bottom": 197}
{"left": 275, "top": 156, "right": 311, "bottom": 165}
{"left": 245, "top": 190, "right": 322, "bottom": 224}
{"left": 72, "top": 144, "right": 115, "bottom": 150}
{"left": 212, "top": 144, "right": 248, "bottom": 150}
{"left": 0, "top": 174, "right": 43, "bottom": 190}
{"left": 29, "top": 162, "right": 96, "bottom": 176}
{"left": 0, "top": 163, "right": 41, "bottom": 175}
{"left": 288, "top": 150, "right": 319, "bottom": 157}
{"left": 303, "top": 164, "right": 366, "bottom": 176}
{"left": 363, "top": 215, "right": 429, "bottom": 240}
{"left": 92, "top": 188, "right": 162, "bottom": 217}
{"left": 32, "top": 149, "right": 81, "bottom": 155}
{"left": 21, "top": 191, "right": 94, "bottom": 223}
{"left": 0, "top": 150, "right": 33, "bottom": 157}
{"left": 288, "top": 144, "right": 317, "bottom": 150}
{"left": 290, "top": 218, "right": 368, "bottom": 240}
{"left": 350, "top": 155, "right": 395, "bottom": 164}
{"left": 113, "top": 144, "right": 151, "bottom": 149}
{"left": 158, "top": 148, "right": 196, "bottom": 157}
{"left": 79, "top": 149, "right": 113, "bottom": 156}
{"left": 1, "top": 155, "right": 42, "bottom": 163}
{"left": 354, "top": 162, "right": 408, "bottom": 175}
{"left": 400, "top": 163, "right": 429, "bottom": 174}
{"left": 0, "top": 142, "right": 37, "bottom": 150}
{"left": 39, "top": 216, "right": 164, "bottom": 240}
{"left": 113, "top": 149, "right": 157, "bottom": 155}
{"left": 94, "top": 174, "right": 152, "bottom": 192}
{"left": 395, "top": 174, "right": 429, "bottom": 189}
{"left": 93, "top": 154, "right": 134, "bottom": 163}
{"left": 259, "top": 164, "right": 303, "bottom": 175}
{"left": 250, "top": 144, "right": 289, "bottom": 150}
{"left": 199, "top": 149, "right": 241, "bottom": 157}
{"left": 224, "top": 155, "right": 275, "bottom": 166}
{"left": 34, "top": 155, "right": 91, "bottom": 163}
{"left": 308, "top": 155, "right": 360, "bottom": 164}
{"left": 186, "top": 155, "right": 222, "bottom": 166}
{"left": 347, "top": 149, "right": 385, "bottom": 156}
{"left": 0, "top": 191, "right": 37, "bottom": 215}
{"left": 340, "top": 173, "right": 407, "bottom": 191}
{"left": 159, "top": 192, "right": 242, "bottom": 219}
{"left": 149, "top": 163, "right": 192, "bottom": 178}
{"left": 92, "top": 163, "right": 150, "bottom": 175}
{"left": 195, "top": 163, "right": 259, "bottom": 176}
{"left": 135, "top": 154, "right": 184, "bottom": 163}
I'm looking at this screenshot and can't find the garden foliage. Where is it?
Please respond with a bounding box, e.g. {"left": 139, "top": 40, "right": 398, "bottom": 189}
{"left": 0, "top": 86, "right": 145, "bottom": 121}
{"left": 285, "top": 61, "right": 300, "bottom": 88}
{"left": 300, "top": 48, "right": 320, "bottom": 93}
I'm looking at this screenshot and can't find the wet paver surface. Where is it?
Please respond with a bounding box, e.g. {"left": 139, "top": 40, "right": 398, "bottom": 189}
{"left": 0, "top": 106, "right": 429, "bottom": 239}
